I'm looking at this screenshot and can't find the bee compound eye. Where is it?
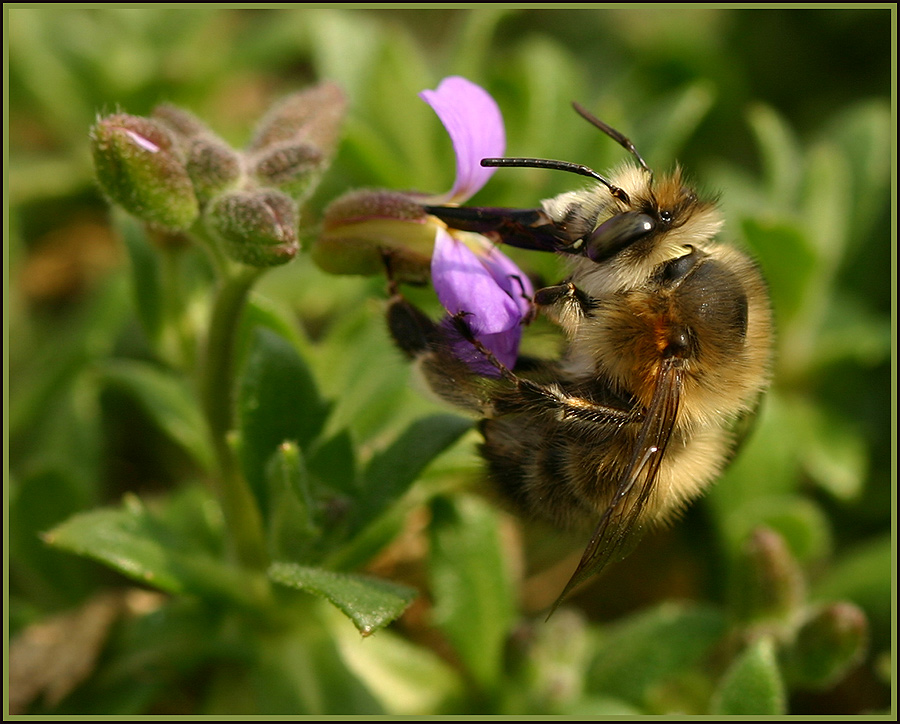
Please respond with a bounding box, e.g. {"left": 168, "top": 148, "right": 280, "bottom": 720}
{"left": 584, "top": 211, "right": 655, "bottom": 263}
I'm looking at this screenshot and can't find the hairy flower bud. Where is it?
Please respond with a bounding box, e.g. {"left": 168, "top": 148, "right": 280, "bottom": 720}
{"left": 249, "top": 141, "right": 326, "bottom": 201}
{"left": 314, "top": 189, "right": 435, "bottom": 282}
{"left": 249, "top": 81, "right": 347, "bottom": 155}
{"left": 783, "top": 602, "right": 868, "bottom": 689}
{"left": 731, "top": 527, "right": 805, "bottom": 625}
{"left": 205, "top": 189, "right": 299, "bottom": 267}
{"left": 152, "top": 103, "right": 214, "bottom": 141}
{"left": 90, "top": 114, "right": 199, "bottom": 230}
{"left": 185, "top": 137, "right": 242, "bottom": 205}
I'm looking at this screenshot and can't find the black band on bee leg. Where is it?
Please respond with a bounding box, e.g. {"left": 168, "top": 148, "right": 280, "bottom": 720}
{"left": 447, "top": 312, "right": 520, "bottom": 383}
{"left": 387, "top": 296, "right": 441, "bottom": 358}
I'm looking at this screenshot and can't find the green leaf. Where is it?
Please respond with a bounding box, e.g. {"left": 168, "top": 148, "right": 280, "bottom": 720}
{"left": 237, "top": 327, "right": 331, "bottom": 517}
{"left": 741, "top": 217, "right": 817, "bottom": 330}
{"left": 429, "top": 495, "right": 517, "bottom": 691}
{"left": 641, "top": 80, "right": 716, "bottom": 164}
{"left": 116, "top": 210, "right": 163, "bottom": 345}
{"left": 586, "top": 602, "right": 727, "bottom": 711}
{"left": 801, "top": 141, "right": 851, "bottom": 266}
{"left": 96, "top": 358, "right": 214, "bottom": 472}
{"left": 79, "top": 597, "right": 222, "bottom": 715}
{"left": 9, "top": 470, "right": 98, "bottom": 607}
{"left": 706, "top": 394, "right": 808, "bottom": 555}
{"left": 264, "top": 442, "right": 319, "bottom": 561}
{"left": 326, "top": 605, "right": 464, "bottom": 715}
{"left": 348, "top": 414, "right": 472, "bottom": 534}
{"left": 748, "top": 104, "right": 803, "bottom": 211}
{"left": 823, "top": 100, "right": 891, "bottom": 252}
{"left": 313, "top": 302, "right": 416, "bottom": 443}
{"left": 44, "top": 497, "right": 266, "bottom": 608}
{"left": 307, "top": 429, "right": 357, "bottom": 496}
{"left": 710, "top": 636, "right": 786, "bottom": 715}
{"left": 798, "top": 401, "right": 868, "bottom": 501}
{"left": 202, "top": 599, "right": 384, "bottom": 715}
{"left": 268, "top": 562, "right": 416, "bottom": 636}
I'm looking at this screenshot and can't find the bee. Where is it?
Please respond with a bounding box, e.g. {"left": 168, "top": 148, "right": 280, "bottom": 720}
{"left": 388, "top": 102, "right": 772, "bottom": 613}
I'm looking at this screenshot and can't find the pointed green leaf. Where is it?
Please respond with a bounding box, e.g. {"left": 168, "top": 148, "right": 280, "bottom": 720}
{"left": 264, "top": 441, "right": 319, "bottom": 561}
{"left": 96, "top": 358, "right": 214, "bottom": 471}
{"left": 741, "top": 218, "right": 817, "bottom": 329}
{"left": 116, "top": 210, "right": 164, "bottom": 344}
{"left": 44, "top": 497, "right": 265, "bottom": 608}
{"left": 350, "top": 414, "right": 472, "bottom": 533}
{"left": 748, "top": 104, "right": 803, "bottom": 210}
{"left": 710, "top": 636, "right": 786, "bottom": 715}
{"left": 587, "top": 602, "right": 727, "bottom": 710}
{"left": 307, "top": 429, "right": 357, "bottom": 496}
{"left": 238, "top": 328, "right": 331, "bottom": 516}
{"left": 326, "top": 605, "right": 464, "bottom": 715}
{"left": 268, "top": 562, "right": 416, "bottom": 636}
{"left": 429, "top": 495, "right": 517, "bottom": 691}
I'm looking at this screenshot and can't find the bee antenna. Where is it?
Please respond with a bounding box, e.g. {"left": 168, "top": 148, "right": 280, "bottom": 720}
{"left": 571, "top": 101, "right": 652, "bottom": 176}
{"left": 480, "top": 157, "right": 630, "bottom": 203}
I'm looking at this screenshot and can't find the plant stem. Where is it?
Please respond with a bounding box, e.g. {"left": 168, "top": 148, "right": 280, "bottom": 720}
{"left": 201, "top": 264, "right": 269, "bottom": 571}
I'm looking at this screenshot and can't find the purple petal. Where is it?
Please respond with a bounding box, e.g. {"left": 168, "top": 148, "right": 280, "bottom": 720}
{"left": 420, "top": 76, "right": 505, "bottom": 203}
{"left": 477, "top": 243, "right": 535, "bottom": 320}
{"left": 439, "top": 318, "right": 521, "bottom": 378}
{"left": 431, "top": 228, "right": 519, "bottom": 336}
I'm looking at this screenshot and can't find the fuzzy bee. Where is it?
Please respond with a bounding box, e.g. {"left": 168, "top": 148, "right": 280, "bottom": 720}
{"left": 388, "top": 102, "right": 772, "bottom": 613}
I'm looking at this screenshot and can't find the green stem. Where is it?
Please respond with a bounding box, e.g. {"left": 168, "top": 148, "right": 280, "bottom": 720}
{"left": 201, "top": 264, "right": 269, "bottom": 571}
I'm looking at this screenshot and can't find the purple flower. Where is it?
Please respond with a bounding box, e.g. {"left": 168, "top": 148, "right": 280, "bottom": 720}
{"left": 316, "top": 76, "right": 533, "bottom": 374}
{"left": 419, "top": 77, "right": 533, "bottom": 374}
{"left": 418, "top": 76, "right": 506, "bottom": 205}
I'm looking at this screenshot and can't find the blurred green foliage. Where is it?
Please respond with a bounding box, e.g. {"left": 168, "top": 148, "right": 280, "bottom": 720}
{"left": 7, "top": 7, "right": 892, "bottom": 716}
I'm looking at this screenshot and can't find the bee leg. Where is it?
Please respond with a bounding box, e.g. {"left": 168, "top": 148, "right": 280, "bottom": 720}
{"left": 534, "top": 282, "right": 595, "bottom": 333}
{"left": 445, "top": 312, "right": 520, "bottom": 384}
{"left": 499, "top": 379, "right": 638, "bottom": 427}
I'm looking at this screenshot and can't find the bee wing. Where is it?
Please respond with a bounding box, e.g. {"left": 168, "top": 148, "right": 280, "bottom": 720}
{"left": 548, "top": 357, "right": 684, "bottom": 616}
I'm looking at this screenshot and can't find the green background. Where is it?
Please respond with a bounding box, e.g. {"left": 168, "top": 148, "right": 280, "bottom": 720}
{"left": 7, "top": 7, "right": 893, "bottom": 716}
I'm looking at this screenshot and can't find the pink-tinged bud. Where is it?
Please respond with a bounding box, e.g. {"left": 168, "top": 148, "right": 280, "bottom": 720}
{"left": 248, "top": 141, "right": 325, "bottom": 201}
{"left": 205, "top": 189, "right": 299, "bottom": 267}
{"left": 313, "top": 189, "right": 435, "bottom": 282}
{"left": 731, "top": 527, "right": 805, "bottom": 625}
{"left": 185, "top": 137, "right": 242, "bottom": 205}
{"left": 249, "top": 81, "right": 347, "bottom": 155}
{"left": 90, "top": 114, "right": 199, "bottom": 230}
{"left": 783, "top": 602, "right": 868, "bottom": 689}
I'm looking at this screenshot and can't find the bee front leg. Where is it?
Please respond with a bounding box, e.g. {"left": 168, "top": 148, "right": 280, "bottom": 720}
{"left": 534, "top": 282, "right": 596, "bottom": 335}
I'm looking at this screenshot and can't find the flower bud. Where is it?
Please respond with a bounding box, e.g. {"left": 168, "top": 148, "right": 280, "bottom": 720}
{"left": 90, "top": 114, "right": 199, "bottom": 230}
{"left": 782, "top": 602, "right": 868, "bottom": 689}
{"left": 205, "top": 189, "right": 299, "bottom": 267}
{"left": 152, "top": 103, "right": 214, "bottom": 141}
{"left": 185, "top": 137, "right": 242, "bottom": 205}
{"left": 313, "top": 189, "right": 435, "bottom": 282}
{"left": 249, "top": 81, "right": 346, "bottom": 155}
{"left": 249, "top": 141, "right": 325, "bottom": 201}
{"left": 731, "top": 527, "right": 805, "bottom": 625}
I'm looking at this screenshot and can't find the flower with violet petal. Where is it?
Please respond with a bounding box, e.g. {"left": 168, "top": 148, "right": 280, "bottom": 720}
{"left": 316, "top": 76, "right": 533, "bottom": 375}
{"left": 420, "top": 77, "right": 533, "bottom": 375}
